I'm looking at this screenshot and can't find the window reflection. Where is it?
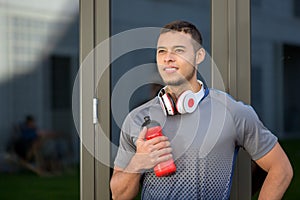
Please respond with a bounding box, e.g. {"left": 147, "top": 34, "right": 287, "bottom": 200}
{"left": 0, "top": 1, "right": 79, "bottom": 199}
{"left": 251, "top": 0, "right": 300, "bottom": 137}
{"left": 110, "top": 0, "right": 211, "bottom": 152}
{"left": 251, "top": 2, "right": 299, "bottom": 198}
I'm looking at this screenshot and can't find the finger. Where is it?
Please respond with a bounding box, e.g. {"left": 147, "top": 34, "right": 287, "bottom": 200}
{"left": 139, "top": 126, "right": 147, "bottom": 138}
{"left": 156, "top": 152, "right": 173, "bottom": 163}
{"left": 157, "top": 147, "right": 173, "bottom": 155}
{"left": 152, "top": 147, "right": 173, "bottom": 158}
{"left": 148, "top": 136, "right": 169, "bottom": 145}
{"left": 153, "top": 140, "right": 171, "bottom": 150}
{"left": 137, "top": 127, "right": 147, "bottom": 140}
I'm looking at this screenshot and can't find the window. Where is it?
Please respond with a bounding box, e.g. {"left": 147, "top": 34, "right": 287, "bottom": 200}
{"left": 294, "top": 0, "right": 300, "bottom": 17}
{"left": 283, "top": 44, "right": 300, "bottom": 134}
{"left": 251, "top": 66, "right": 263, "bottom": 118}
{"left": 51, "top": 55, "right": 71, "bottom": 110}
{"left": 251, "top": 0, "right": 262, "bottom": 7}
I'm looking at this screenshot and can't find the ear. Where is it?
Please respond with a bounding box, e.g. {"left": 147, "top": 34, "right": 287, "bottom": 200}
{"left": 195, "top": 48, "right": 205, "bottom": 65}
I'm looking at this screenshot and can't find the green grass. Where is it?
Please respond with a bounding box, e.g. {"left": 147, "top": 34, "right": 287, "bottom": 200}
{"left": 0, "top": 168, "right": 79, "bottom": 200}
{"left": 252, "top": 138, "right": 300, "bottom": 199}
{"left": 278, "top": 139, "right": 300, "bottom": 199}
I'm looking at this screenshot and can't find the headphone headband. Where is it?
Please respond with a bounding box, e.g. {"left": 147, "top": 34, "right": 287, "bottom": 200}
{"left": 195, "top": 80, "right": 205, "bottom": 103}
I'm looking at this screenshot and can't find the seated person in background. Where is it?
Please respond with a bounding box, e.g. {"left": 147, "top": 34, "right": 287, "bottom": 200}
{"left": 14, "top": 115, "right": 41, "bottom": 162}
{"left": 6, "top": 115, "right": 66, "bottom": 175}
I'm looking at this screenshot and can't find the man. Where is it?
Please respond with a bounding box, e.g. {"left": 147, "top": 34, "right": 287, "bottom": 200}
{"left": 110, "top": 21, "right": 293, "bottom": 199}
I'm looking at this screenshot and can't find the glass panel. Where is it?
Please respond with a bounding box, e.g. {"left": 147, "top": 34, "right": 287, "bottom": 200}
{"left": 251, "top": 0, "right": 299, "bottom": 198}
{"left": 0, "top": 1, "right": 79, "bottom": 199}
{"left": 110, "top": 0, "right": 211, "bottom": 150}
{"left": 251, "top": 0, "right": 300, "bottom": 137}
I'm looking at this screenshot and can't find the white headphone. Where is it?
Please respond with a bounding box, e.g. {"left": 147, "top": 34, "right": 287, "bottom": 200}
{"left": 158, "top": 80, "right": 206, "bottom": 115}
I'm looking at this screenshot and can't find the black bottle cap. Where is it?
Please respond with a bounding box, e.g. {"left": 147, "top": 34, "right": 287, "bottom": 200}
{"left": 141, "top": 116, "right": 160, "bottom": 128}
{"left": 142, "top": 116, "right": 151, "bottom": 127}
{"left": 144, "top": 116, "right": 150, "bottom": 122}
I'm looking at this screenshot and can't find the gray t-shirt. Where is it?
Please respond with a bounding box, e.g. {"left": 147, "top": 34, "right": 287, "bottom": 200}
{"left": 114, "top": 89, "right": 277, "bottom": 199}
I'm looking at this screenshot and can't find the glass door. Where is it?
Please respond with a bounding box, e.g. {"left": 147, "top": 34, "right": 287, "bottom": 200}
{"left": 80, "top": 0, "right": 251, "bottom": 199}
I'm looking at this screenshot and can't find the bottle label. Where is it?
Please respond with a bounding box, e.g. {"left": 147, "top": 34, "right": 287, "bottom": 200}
{"left": 146, "top": 126, "right": 163, "bottom": 140}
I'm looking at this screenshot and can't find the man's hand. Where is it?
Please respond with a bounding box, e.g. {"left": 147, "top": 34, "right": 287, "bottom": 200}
{"left": 127, "top": 127, "right": 173, "bottom": 173}
{"left": 110, "top": 127, "right": 173, "bottom": 200}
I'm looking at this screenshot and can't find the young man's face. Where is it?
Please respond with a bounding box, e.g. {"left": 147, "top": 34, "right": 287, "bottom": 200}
{"left": 156, "top": 31, "right": 204, "bottom": 86}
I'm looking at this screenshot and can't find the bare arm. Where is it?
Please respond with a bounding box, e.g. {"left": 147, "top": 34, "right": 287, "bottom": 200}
{"left": 255, "top": 142, "right": 293, "bottom": 200}
{"left": 110, "top": 127, "right": 173, "bottom": 200}
{"left": 110, "top": 166, "right": 142, "bottom": 200}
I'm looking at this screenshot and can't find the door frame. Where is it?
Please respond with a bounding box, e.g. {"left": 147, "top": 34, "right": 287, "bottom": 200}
{"left": 211, "top": 0, "right": 251, "bottom": 199}
{"left": 80, "top": 0, "right": 251, "bottom": 199}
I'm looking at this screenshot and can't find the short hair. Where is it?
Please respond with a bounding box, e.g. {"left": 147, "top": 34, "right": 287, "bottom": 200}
{"left": 160, "top": 20, "right": 203, "bottom": 50}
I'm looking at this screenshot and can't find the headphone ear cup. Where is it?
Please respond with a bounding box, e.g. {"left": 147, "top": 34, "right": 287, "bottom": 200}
{"left": 166, "top": 93, "right": 177, "bottom": 115}
{"left": 159, "top": 92, "right": 177, "bottom": 115}
{"left": 183, "top": 92, "right": 198, "bottom": 113}
{"left": 158, "top": 96, "right": 167, "bottom": 116}
{"left": 176, "top": 90, "right": 194, "bottom": 114}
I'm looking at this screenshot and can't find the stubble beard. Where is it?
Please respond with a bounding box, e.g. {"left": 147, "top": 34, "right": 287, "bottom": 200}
{"left": 163, "top": 66, "right": 196, "bottom": 86}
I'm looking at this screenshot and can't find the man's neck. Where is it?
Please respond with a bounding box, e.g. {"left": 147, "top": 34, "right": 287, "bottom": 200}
{"left": 166, "top": 80, "right": 201, "bottom": 98}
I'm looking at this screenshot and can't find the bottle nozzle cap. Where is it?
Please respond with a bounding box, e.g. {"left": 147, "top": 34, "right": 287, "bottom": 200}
{"left": 144, "top": 116, "right": 150, "bottom": 122}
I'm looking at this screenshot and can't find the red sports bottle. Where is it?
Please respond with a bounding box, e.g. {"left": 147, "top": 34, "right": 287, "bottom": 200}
{"left": 142, "top": 116, "right": 176, "bottom": 177}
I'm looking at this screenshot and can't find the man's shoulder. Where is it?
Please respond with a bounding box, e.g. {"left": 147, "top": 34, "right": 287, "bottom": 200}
{"left": 207, "top": 88, "right": 253, "bottom": 114}
{"left": 122, "top": 97, "right": 163, "bottom": 129}
{"left": 208, "top": 88, "right": 259, "bottom": 126}
{"left": 207, "top": 88, "right": 237, "bottom": 105}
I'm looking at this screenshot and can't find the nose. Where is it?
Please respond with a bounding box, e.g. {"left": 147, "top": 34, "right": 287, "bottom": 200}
{"left": 164, "top": 51, "right": 175, "bottom": 63}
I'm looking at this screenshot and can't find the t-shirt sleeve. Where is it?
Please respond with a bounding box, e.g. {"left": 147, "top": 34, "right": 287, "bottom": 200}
{"left": 234, "top": 102, "right": 278, "bottom": 161}
{"left": 113, "top": 115, "right": 139, "bottom": 169}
